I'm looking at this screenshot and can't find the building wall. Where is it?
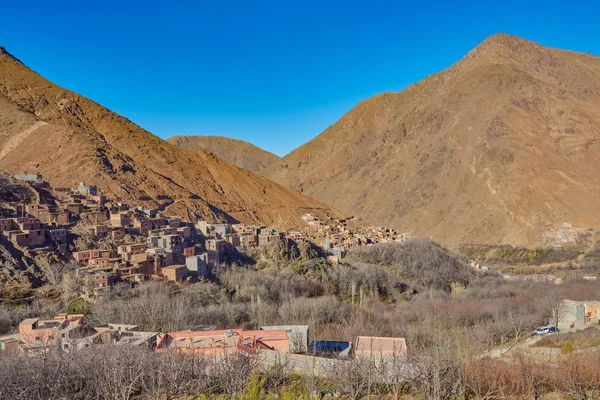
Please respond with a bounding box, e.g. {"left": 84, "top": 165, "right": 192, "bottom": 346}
{"left": 12, "top": 230, "right": 46, "bottom": 247}
{"left": 19, "top": 322, "right": 59, "bottom": 345}
{"left": 559, "top": 303, "right": 585, "bottom": 331}
{"left": 162, "top": 265, "right": 187, "bottom": 282}
{"left": 584, "top": 303, "right": 600, "bottom": 324}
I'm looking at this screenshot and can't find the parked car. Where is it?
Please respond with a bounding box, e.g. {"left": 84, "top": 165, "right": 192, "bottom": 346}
{"left": 534, "top": 326, "right": 557, "bottom": 335}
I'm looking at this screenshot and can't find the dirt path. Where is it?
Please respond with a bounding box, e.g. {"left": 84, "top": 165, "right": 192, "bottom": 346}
{"left": 0, "top": 120, "right": 48, "bottom": 160}
{"left": 482, "top": 335, "right": 546, "bottom": 359}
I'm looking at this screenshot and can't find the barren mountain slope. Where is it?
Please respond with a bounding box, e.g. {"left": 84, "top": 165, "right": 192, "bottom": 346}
{"left": 0, "top": 47, "right": 336, "bottom": 227}
{"left": 167, "top": 135, "right": 280, "bottom": 173}
{"left": 264, "top": 34, "right": 600, "bottom": 246}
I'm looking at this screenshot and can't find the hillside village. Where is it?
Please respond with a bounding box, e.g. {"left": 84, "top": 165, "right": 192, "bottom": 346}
{"left": 0, "top": 173, "right": 412, "bottom": 297}
{"left": 0, "top": 173, "right": 421, "bottom": 373}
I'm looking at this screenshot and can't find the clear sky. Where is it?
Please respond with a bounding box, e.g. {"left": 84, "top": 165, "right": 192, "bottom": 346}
{"left": 1, "top": 0, "right": 599, "bottom": 156}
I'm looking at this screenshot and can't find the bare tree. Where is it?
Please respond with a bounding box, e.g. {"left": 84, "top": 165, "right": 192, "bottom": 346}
{"left": 549, "top": 296, "right": 566, "bottom": 330}
{"left": 328, "top": 357, "right": 373, "bottom": 400}
{"left": 208, "top": 352, "right": 257, "bottom": 396}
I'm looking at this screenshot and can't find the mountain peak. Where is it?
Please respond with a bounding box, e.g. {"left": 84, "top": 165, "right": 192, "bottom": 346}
{"left": 480, "top": 32, "right": 525, "bottom": 46}
{"left": 464, "top": 33, "right": 543, "bottom": 63}
{"left": 265, "top": 34, "right": 600, "bottom": 246}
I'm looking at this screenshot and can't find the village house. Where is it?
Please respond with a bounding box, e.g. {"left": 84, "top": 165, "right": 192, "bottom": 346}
{"left": 205, "top": 238, "right": 228, "bottom": 255}
{"left": 258, "top": 229, "right": 283, "bottom": 246}
{"left": 239, "top": 233, "right": 258, "bottom": 248}
{"left": 146, "top": 248, "right": 174, "bottom": 271}
{"left": 82, "top": 211, "right": 109, "bottom": 224}
{"left": 177, "top": 225, "right": 191, "bottom": 240}
{"left": 186, "top": 255, "right": 208, "bottom": 276}
{"left": 558, "top": 299, "right": 600, "bottom": 331}
{"left": 8, "top": 229, "right": 46, "bottom": 247}
{"left": 117, "top": 243, "right": 147, "bottom": 258}
{"left": 52, "top": 211, "right": 71, "bottom": 225}
{"left": 95, "top": 328, "right": 159, "bottom": 349}
{"left": 109, "top": 227, "right": 126, "bottom": 241}
{"left": 261, "top": 325, "right": 309, "bottom": 353}
{"left": 88, "top": 257, "right": 123, "bottom": 269}
{"left": 148, "top": 233, "right": 184, "bottom": 255}
{"left": 141, "top": 208, "right": 157, "bottom": 218}
{"left": 226, "top": 233, "right": 241, "bottom": 247}
{"left": 19, "top": 314, "right": 86, "bottom": 353}
{"left": 156, "top": 329, "right": 289, "bottom": 356}
{"left": 83, "top": 268, "right": 119, "bottom": 289}
{"left": 73, "top": 249, "right": 117, "bottom": 262}
{"left": 110, "top": 212, "right": 131, "bottom": 227}
{"left": 13, "top": 174, "right": 43, "bottom": 183}
{"left": 25, "top": 204, "right": 50, "bottom": 221}
{"left": 354, "top": 336, "right": 407, "bottom": 360}
{"left": 77, "top": 182, "right": 97, "bottom": 197}
{"left": 211, "top": 223, "right": 231, "bottom": 239}
{"left": 166, "top": 217, "right": 181, "bottom": 228}
{"left": 150, "top": 217, "right": 168, "bottom": 230}
{"left": 196, "top": 220, "right": 210, "bottom": 236}
{"left": 65, "top": 203, "right": 84, "bottom": 215}
{"left": 0, "top": 218, "right": 17, "bottom": 231}
{"left": 161, "top": 264, "right": 188, "bottom": 282}
{"left": 46, "top": 228, "right": 67, "bottom": 244}
{"left": 132, "top": 218, "right": 152, "bottom": 236}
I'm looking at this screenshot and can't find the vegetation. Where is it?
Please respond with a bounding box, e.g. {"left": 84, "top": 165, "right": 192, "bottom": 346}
{"left": 2, "top": 242, "right": 600, "bottom": 397}
{"left": 1, "top": 334, "right": 600, "bottom": 399}
{"left": 459, "top": 243, "right": 581, "bottom": 267}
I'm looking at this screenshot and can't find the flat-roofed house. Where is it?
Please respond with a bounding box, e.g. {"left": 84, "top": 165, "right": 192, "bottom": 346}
{"left": 161, "top": 264, "right": 187, "bottom": 282}
{"left": 559, "top": 299, "right": 600, "bottom": 331}
{"left": 261, "top": 325, "right": 309, "bottom": 353}
{"left": 19, "top": 314, "right": 86, "bottom": 354}
{"left": 354, "top": 336, "right": 407, "bottom": 359}
{"left": 156, "top": 329, "right": 289, "bottom": 356}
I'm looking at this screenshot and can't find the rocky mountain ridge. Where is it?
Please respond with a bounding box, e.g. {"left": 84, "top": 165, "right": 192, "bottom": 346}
{"left": 263, "top": 33, "right": 600, "bottom": 246}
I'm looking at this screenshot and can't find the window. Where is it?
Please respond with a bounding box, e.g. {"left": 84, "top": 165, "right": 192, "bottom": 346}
{"left": 63, "top": 344, "right": 68, "bottom": 349}
{"left": 34, "top": 336, "right": 40, "bottom": 341}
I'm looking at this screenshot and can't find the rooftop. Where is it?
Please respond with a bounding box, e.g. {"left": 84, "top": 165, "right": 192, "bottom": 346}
{"left": 162, "top": 264, "right": 186, "bottom": 270}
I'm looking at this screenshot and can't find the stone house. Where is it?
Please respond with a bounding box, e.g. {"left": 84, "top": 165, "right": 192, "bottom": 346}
{"left": 186, "top": 255, "right": 208, "bottom": 276}
{"left": 558, "top": 299, "right": 600, "bottom": 331}
{"left": 46, "top": 228, "right": 67, "bottom": 244}
{"left": 161, "top": 264, "right": 187, "bottom": 282}
{"left": 9, "top": 229, "right": 46, "bottom": 247}
{"left": 110, "top": 212, "right": 131, "bottom": 227}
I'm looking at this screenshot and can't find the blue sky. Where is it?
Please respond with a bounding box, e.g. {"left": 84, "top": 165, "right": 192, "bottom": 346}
{"left": 1, "top": 0, "right": 599, "bottom": 156}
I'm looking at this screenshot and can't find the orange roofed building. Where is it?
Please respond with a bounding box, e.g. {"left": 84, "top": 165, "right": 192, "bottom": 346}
{"left": 156, "top": 329, "right": 289, "bottom": 356}
{"left": 19, "top": 314, "right": 86, "bottom": 353}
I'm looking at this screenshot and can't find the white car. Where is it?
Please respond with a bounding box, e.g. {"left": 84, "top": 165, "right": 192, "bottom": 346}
{"left": 534, "top": 326, "right": 557, "bottom": 335}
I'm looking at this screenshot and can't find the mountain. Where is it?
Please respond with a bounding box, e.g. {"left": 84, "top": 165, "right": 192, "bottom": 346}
{"left": 0, "top": 46, "right": 336, "bottom": 227}
{"left": 264, "top": 34, "right": 600, "bottom": 246}
{"left": 167, "top": 135, "right": 280, "bottom": 173}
